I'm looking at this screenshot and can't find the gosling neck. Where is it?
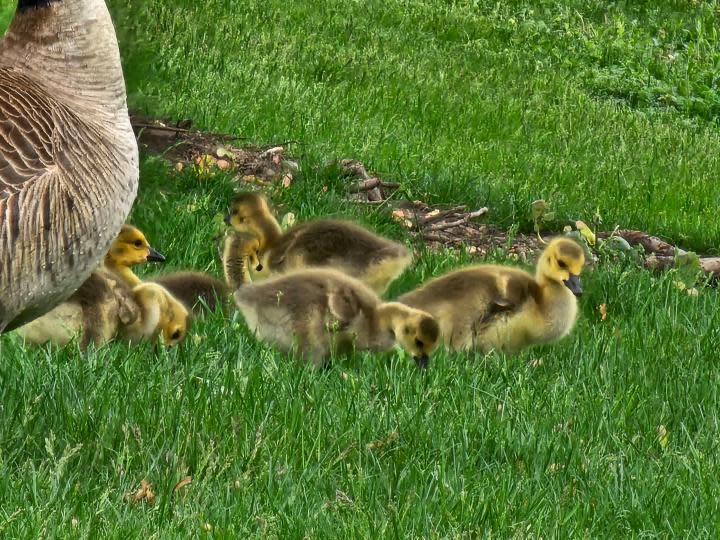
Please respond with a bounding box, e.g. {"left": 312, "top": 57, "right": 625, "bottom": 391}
{"left": 1, "top": 0, "right": 131, "bottom": 122}
{"left": 223, "top": 234, "right": 252, "bottom": 289}
{"left": 258, "top": 216, "right": 283, "bottom": 252}
{"left": 105, "top": 259, "right": 141, "bottom": 287}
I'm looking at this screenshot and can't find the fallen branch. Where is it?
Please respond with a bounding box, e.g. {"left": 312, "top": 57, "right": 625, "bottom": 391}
{"left": 644, "top": 255, "right": 720, "bottom": 277}
{"left": 420, "top": 206, "right": 467, "bottom": 226}
{"left": 598, "top": 230, "right": 679, "bottom": 256}
{"left": 425, "top": 208, "right": 489, "bottom": 232}
{"left": 349, "top": 178, "right": 382, "bottom": 192}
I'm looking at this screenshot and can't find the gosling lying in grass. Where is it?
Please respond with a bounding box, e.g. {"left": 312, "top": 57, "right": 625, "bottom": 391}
{"left": 15, "top": 225, "right": 165, "bottom": 349}
{"left": 225, "top": 192, "right": 411, "bottom": 294}
{"left": 399, "top": 237, "right": 585, "bottom": 353}
{"left": 233, "top": 268, "right": 440, "bottom": 367}
{"left": 15, "top": 271, "right": 139, "bottom": 349}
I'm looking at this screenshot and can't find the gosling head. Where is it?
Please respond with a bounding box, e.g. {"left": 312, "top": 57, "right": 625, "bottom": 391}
{"left": 161, "top": 294, "right": 190, "bottom": 346}
{"left": 382, "top": 303, "right": 441, "bottom": 368}
{"left": 224, "top": 192, "right": 273, "bottom": 235}
{"left": 106, "top": 225, "right": 165, "bottom": 268}
{"left": 537, "top": 237, "right": 585, "bottom": 297}
{"left": 134, "top": 283, "right": 189, "bottom": 346}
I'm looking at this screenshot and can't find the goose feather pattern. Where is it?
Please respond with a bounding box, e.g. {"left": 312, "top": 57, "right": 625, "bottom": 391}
{"left": 0, "top": 0, "right": 138, "bottom": 331}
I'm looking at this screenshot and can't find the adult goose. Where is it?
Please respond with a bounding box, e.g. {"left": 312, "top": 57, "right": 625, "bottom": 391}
{"left": 0, "top": 0, "right": 139, "bottom": 332}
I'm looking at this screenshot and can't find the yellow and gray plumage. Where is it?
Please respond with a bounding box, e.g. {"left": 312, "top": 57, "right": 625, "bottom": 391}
{"left": 0, "top": 0, "right": 138, "bottom": 331}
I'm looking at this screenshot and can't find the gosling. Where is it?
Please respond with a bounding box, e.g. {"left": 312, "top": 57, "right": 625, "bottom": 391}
{"left": 151, "top": 271, "right": 229, "bottom": 315}
{"left": 399, "top": 237, "right": 585, "bottom": 353}
{"left": 14, "top": 224, "right": 165, "bottom": 348}
{"left": 123, "top": 283, "right": 189, "bottom": 346}
{"left": 15, "top": 271, "right": 139, "bottom": 349}
{"left": 225, "top": 192, "right": 411, "bottom": 294}
{"left": 233, "top": 268, "right": 440, "bottom": 368}
{"left": 103, "top": 224, "right": 165, "bottom": 286}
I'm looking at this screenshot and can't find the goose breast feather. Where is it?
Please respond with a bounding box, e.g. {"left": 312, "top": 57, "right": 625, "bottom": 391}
{"left": 0, "top": 71, "right": 137, "bottom": 331}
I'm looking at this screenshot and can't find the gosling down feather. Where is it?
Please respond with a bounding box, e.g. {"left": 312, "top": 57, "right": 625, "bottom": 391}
{"left": 0, "top": 0, "right": 138, "bottom": 331}
{"left": 226, "top": 192, "right": 411, "bottom": 294}
{"left": 14, "top": 225, "right": 165, "bottom": 348}
{"left": 233, "top": 268, "right": 440, "bottom": 368}
{"left": 399, "top": 237, "right": 586, "bottom": 353}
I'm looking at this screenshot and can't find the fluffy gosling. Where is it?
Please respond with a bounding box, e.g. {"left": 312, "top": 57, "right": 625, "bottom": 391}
{"left": 399, "top": 237, "right": 585, "bottom": 353}
{"left": 233, "top": 268, "right": 440, "bottom": 368}
{"left": 123, "top": 283, "right": 189, "bottom": 346}
{"left": 225, "top": 192, "right": 411, "bottom": 294}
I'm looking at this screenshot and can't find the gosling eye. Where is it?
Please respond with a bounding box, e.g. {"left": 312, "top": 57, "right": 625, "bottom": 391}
{"left": 415, "top": 338, "right": 424, "bottom": 348}
{"left": 404, "top": 326, "right": 411, "bottom": 335}
{"left": 134, "top": 239, "right": 143, "bottom": 248}
{"left": 558, "top": 259, "right": 567, "bottom": 269}
{"left": 389, "top": 329, "right": 396, "bottom": 339}
{"left": 171, "top": 330, "right": 181, "bottom": 340}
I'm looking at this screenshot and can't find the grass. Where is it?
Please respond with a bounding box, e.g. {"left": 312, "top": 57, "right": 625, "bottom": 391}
{"left": 2, "top": 0, "right": 720, "bottom": 536}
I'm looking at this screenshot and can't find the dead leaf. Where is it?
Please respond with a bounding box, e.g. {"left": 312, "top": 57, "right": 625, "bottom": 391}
{"left": 282, "top": 172, "right": 293, "bottom": 188}
{"left": 216, "top": 146, "right": 230, "bottom": 158}
{"left": 391, "top": 209, "right": 406, "bottom": 221}
{"left": 172, "top": 476, "right": 193, "bottom": 495}
{"left": 260, "top": 146, "right": 284, "bottom": 159}
{"left": 217, "top": 159, "right": 231, "bottom": 171}
{"left": 575, "top": 220, "right": 596, "bottom": 246}
{"left": 529, "top": 358, "right": 544, "bottom": 368}
{"left": 366, "top": 431, "right": 399, "bottom": 451}
{"left": 657, "top": 425, "right": 669, "bottom": 449}
{"left": 281, "top": 212, "right": 296, "bottom": 229}
{"left": 174, "top": 162, "right": 184, "bottom": 172}
{"left": 126, "top": 479, "right": 156, "bottom": 505}
{"left": 322, "top": 185, "right": 328, "bottom": 193}
{"left": 599, "top": 303, "right": 607, "bottom": 321}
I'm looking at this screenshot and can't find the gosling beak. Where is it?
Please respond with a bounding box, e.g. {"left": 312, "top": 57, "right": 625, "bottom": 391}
{"left": 563, "top": 273, "right": 583, "bottom": 297}
{"left": 414, "top": 354, "right": 429, "bottom": 369}
{"left": 146, "top": 247, "right": 166, "bottom": 263}
{"left": 223, "top": 214, "right": 231, "bottom": 225}
{"left": 255, "top": 263, "right": 264, "bottom": 272}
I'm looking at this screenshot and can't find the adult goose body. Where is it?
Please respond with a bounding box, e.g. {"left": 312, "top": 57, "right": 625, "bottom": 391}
{"left": 0, "top": 0, "right": 138, "bottom": 331}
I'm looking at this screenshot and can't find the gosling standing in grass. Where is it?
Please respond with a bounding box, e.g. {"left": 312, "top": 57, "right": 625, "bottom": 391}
{"left": 225, "top": 192, "right": 411, "bottom": 294}
{"left": 399, "top": 237, "right": 585, "bottom": 353}
{"left": 233, "top": 268, "right": 440, "bottom": 368}
{"left": 222, "top": 231, "right": 264, "bottom": 291}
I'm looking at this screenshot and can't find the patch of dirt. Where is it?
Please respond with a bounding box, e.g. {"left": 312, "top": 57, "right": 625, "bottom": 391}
{"left": 130, "top": 112, "right": 299, "bottom": 187}
{"left": 131, "top": 112, "right": 720, "bottom": 276}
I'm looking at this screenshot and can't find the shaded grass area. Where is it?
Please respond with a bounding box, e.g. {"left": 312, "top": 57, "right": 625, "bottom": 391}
{"left": 2, "top": 0, "right": 720, "bottom": 536}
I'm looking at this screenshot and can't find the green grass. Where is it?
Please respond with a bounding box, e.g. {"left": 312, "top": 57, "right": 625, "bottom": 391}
{"left": 2, "top": 0, "right": 720, "bottom": 536}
